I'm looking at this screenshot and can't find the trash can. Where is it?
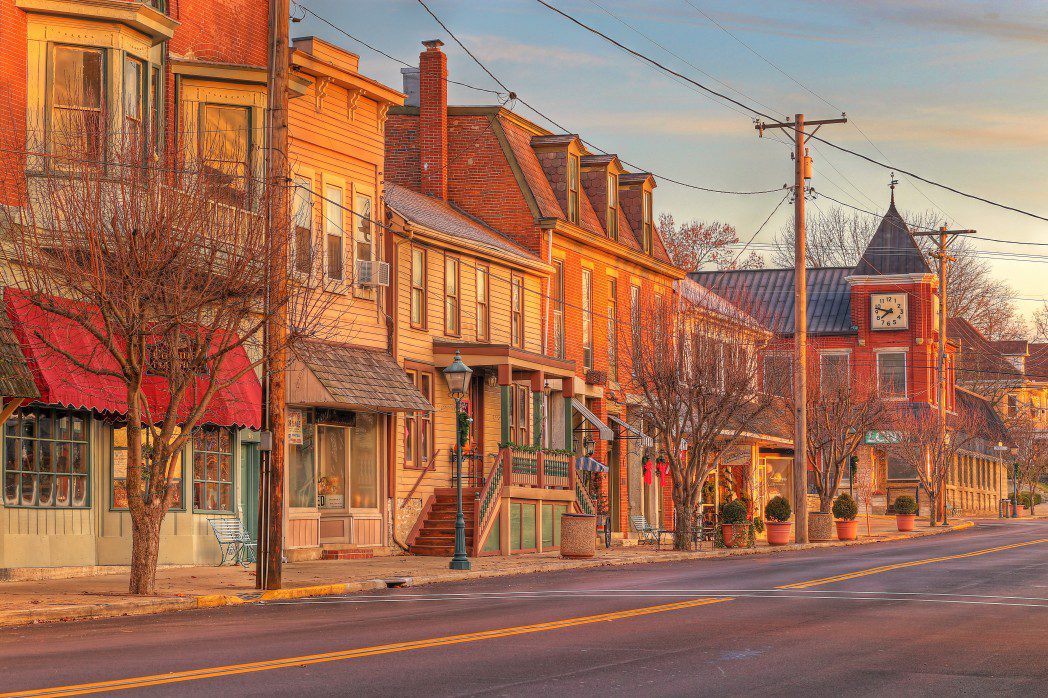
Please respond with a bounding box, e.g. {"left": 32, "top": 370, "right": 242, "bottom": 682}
{"left": 560, "top": 513, "right": 597, "bottom": 559}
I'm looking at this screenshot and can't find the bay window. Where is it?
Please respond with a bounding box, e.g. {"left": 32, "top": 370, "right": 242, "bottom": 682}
{"left": 123, "top": 56, "right": 146, "bottom": 153}
{"left": 201, "top": 104, "right": 251, "bottom": 201}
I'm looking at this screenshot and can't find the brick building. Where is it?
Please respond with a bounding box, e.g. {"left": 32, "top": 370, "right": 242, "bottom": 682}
{"left": 385, "top": 40, "right": 686, "bottom": 546}
{"left": 694, "top": 192, "right": 1009, "bottom": 518}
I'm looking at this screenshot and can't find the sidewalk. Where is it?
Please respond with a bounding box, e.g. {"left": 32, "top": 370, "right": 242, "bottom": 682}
{"left": 0, "top": 516, "right": 973, "bottom": 627}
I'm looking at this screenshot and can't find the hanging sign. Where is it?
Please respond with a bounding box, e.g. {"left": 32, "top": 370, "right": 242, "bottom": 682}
{"left": 865, "top": 430, "right": 902, "bottom": 445}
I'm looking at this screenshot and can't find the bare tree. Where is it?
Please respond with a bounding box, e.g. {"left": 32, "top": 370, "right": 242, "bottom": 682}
{"left": 659, "top": 214, "right": 763, "bottom": 272}
{"left": 773, "top": 206, "right": 1025, "bottom": 340}
{"left": 626, "top": 283, "right": 770, "bottom": 549}
{"left": 1032, "top": 304, "right": 1048, "bottom": 343}
{"left": 882, "top": 398, "right": 988, "bottom": 527}
{"left": 777, "top": 351, "right": 888, "bottom": 514}
{"left": 1008, "top": 411, "right": 1048, "bottom": 516}
{"left": 0, "top": 117, "right": 332, "bottom": 594}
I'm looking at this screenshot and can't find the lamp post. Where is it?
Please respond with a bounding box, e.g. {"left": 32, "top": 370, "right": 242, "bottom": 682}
{"left": 442, "top": 351, "right": 473, "bottom": 571}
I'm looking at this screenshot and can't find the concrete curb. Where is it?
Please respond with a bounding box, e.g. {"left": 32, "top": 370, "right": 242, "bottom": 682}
{"left": 0, "top": 521, "right": 977, "bottom": 628}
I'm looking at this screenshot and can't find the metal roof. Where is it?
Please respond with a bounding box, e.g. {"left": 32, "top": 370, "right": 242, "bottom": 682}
{"left": 688, "top": 267, "right": 855, "bottom": 336}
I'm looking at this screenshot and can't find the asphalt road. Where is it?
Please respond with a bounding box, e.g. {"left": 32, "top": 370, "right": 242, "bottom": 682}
{"left": 2, "top": 520, "right": 1046, "bottom": 697}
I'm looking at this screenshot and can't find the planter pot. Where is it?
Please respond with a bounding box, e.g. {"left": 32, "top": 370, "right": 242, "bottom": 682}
{"left": 896, "top": 514, "right": 916, "bottom": 532}
{"left": 835, "top": 519, "right": 858, "bottom": 541}
{"left": 766, "top": 521, "right": 792, "bottom": 546}
{"left": 721, "top": 523, "right": 751, "bottom": 548}
{"left": 560, "top": 513, "right": 597, "bottom": 559}
{"left": 808, "top": 511, "right": 833, "bottom": 541}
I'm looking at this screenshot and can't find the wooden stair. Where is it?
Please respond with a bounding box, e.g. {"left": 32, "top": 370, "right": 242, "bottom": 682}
{"left": 408, "top": 487, "right": 479, "bottom": 556}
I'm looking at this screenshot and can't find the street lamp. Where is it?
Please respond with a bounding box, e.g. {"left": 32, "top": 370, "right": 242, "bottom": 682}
{"left": 442, "top": 351, "right": 473, "bottom": 571}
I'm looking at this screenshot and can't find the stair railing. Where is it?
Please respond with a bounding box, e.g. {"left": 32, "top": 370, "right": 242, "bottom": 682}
{"left": 471, "top": 452, "right": 505, "bottom": 556}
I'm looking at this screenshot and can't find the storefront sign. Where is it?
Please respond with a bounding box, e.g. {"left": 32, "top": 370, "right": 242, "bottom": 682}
{"left": 288, "top": 410, "right": 304, "bottom": 446}
{"left": 865, "top": 431, "right": 902, "bottom": 445}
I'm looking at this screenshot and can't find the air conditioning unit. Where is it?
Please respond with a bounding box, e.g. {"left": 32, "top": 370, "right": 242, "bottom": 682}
{"left": 355, "top": 260, "right": 390, "bottom": 288}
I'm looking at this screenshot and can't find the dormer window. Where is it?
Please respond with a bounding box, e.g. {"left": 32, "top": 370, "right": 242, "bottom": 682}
{"left": 567, "top": 153, "right": 580, "bottom": 224}
{"left": 642, "top": 189, "right": 653, "bottom": 254}
{"left": 606, "top": 172, "right": 618, "bottom": 240}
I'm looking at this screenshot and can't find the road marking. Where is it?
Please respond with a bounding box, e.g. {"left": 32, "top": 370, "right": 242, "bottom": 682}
{"left": 0, "top": 597, "right": 730, "bottom": 697}
{"left": 779, "top": 538, "right": 1048, "bottom": 589}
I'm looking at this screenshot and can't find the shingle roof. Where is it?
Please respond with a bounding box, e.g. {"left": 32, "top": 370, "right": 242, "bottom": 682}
{"left": 676, "top": 278, "right": 755, "bottom": 322}
{"left": 1026, "top": 343, "right": 1048, "bottom": 381}
{"left": 991, "top": 340, "right": 1029, "bottom": 357}
{"left": 854, "top": 201, "right": 931, "bottom": 276}
{"left": 0, "top": 309, "right": 38, "bottom": 400}
{"left": 947, "top": 317, "right": 1022, "bottom": 385}
{"left": 499, "top": 116, "right": 564, "bottom": 220}
{"left": 294, "top": 340, "right": 433, "bottom": 412}
{"left": 385, "top": 182, "right": 540, "bottom": 265}
{"left": 689, "top": 267, "right": 855, "bottom": 335}
{"left": 957, "top": 387, "right": 1009, "bottom": 444}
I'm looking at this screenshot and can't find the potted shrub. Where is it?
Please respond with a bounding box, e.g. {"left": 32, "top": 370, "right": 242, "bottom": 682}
{"left": 832, "top": 493, "right": 859, "bottom": 541}
{"left": 720, "top": 499, "right": 749, "bottom": 548}
{"left": 894, "top": 495, "right": 917, "bottom": 531}
{"left": 764, "top": 496, "right": 792, "bottom": 545}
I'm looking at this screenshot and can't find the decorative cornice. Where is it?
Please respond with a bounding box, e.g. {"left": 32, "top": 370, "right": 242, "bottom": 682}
{"left": 846, "top": 273, "right": 937, "bottom": 287}
{"left": 16, "top": 0, "right": 179, "bottom": 45}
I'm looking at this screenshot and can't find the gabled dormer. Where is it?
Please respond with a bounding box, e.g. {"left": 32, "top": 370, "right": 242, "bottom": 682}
{"left": 531, "top": 134, "right": 585, "bottom": 225}
{"left": 619, "top": 172, "right": 656, "bottom": 255}
{"left": 579, "top": 154, "right": 626, "bottom": 241}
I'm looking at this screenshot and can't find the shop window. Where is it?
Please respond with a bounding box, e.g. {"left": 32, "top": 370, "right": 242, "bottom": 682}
{"left": 877, "top": 352, "right": 907, "bottom": 398}
{"left": 324, "top": 184, "right": 345, "bottom": 281}
{"left": 192, "top": 427, "right": 234, "bottom": 513}
{"left": 476, "top": 265, "right": 490, "bottom": 342}
{"left": 3, "top": 407, "right": 89, "bottom": 509}
{"left": 410, "top": 247, "right": 427, "bottom": 329}
{"left": 50, "top": 45, "right": 105, "bottom": 162}
{"left": 405, "top": 369, "right": 433, "bottom": 469}
{"left": 293, "top": 176, "right": 314, "bottom": 275}
{"left": 288, "top": 410, "right": 316, "bottom": 508}
{"left": 511, "top": 274, "right": 524, "bottom": 348}
{"left": 112, "top": 425, "right": 184, "bottom": 510}
{"left": 317, "top": 425, "right": 346, "bottom": 510}
{"left": 200, "top": 104, "right": 251, "bottom": 202}
{"left": 444, "top": 256, "right": 460, "bottom": 336}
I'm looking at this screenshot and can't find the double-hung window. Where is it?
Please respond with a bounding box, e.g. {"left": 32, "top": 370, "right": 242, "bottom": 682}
{"left": 324, "top": 184, "right": 344, "bottom": 281}
{"left": 192, "top": 427, "right": 234, "bottom": 513}
{"left": 201, "top": 104, "right": 251, "bottom": 201}
{"left": 582, "top": 269, "right": 593, "bottom": 370}
{"left": 122, "top": 56, "right": 146, "bottom": 156}
{"left": 293, "top": 176, "right": 314, "bottom": 275}
{"left": 476, "top": 265, "right": 490, "bottom": 341}
{"left": 511, "top": 275, "right": 525, "bottom": 348}
{"left": 606, "top": 173, "right": 618, "bottom": 240}
{"left": 763, "top": 354, "right": 792, "bottom": 397}
{"left": 444, "top": 256, "right": 460, "bottom": 336}
{"left": 3, "top": 407, "right": 89, "bottom": 508}
{"left": 553, "top": 261, "right": 566, "bottom": 359}
{"left": 641, "top": 190, "right": 653, "bottom": 255}
{"left": 567, "top": 154, "right": 580, "bottom": 224}
{"left": 405, "top": 369, "right": 433, "bottom": 468}
{"left": 51, "top": 46, "right": 105, "bottom": 162}
{"left": 410, "top": 247, "right": 427, "bottom": 329}
{"left": 354, "top": 192, "right": 374, "bottom": 291}
{"left": 607, "top": 278, "right": 618, "bottom": 382}
{"left": 820, "top": 352, "right": 850, "bottom": 396}
{"left": 877, "top": 351, "right": 907, "bottom": 399}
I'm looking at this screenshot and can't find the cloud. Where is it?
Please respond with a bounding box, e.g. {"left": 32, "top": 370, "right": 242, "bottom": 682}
{"left": 460, "top": 34, "right": 611, "bottom": 67}
{"left": 830, "top": 106, "right": 1048, "bottom": 151}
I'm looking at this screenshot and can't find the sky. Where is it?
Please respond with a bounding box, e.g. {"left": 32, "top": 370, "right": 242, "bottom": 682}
{"left": 294, "top": 0, "right": 1048, "bottom": 326}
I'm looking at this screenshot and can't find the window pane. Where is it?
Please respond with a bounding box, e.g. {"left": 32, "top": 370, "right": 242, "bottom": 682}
{"left": 350, "top": 413, "right": 379, "bottom": 509}
{"left": 3, "top": 470, "right": 16, "bottom": 506}
{"left": 289, "top": 423, "right": 316, "bottom": 509}
{"left": 54, "top": 46, "right": 103, "bottom": 109}
{"left": 123, "top": 58, "right": 143, "bottom": 121}
{"left": 327, "top": 234, "right": 343, "bottom": 279}
{"left": 318, "top": 426, "right": 346, "bottom": 509}
{"left": 201, "top": 105, "right": 250, "bottom": 195}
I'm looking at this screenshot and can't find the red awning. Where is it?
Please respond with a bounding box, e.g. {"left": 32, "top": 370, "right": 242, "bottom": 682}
{"left": 5, "top": 290, "right": 262, "bottom": 429}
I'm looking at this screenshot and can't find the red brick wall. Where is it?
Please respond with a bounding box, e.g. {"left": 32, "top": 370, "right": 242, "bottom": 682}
{"left": 168, "top": 0, "right": 269, "bottom": 67}
{"left": 0, "top": 0, "right": 27, "bottom": 205}
{"left": 385, "top": 114, "right": 421, "bottom": 190}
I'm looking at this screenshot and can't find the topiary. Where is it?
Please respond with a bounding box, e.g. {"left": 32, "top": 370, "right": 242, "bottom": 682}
{"left": 721, "top": 499, "right": 748, "bottom": 525}
{"left": 765, "top": 495, "right": 791, "bottom": 523}
{"left": 894, "top": 495, "right": 917, "bottom": 515}
{"left": 832, "top": 493, "right": 859, "bottom": 521}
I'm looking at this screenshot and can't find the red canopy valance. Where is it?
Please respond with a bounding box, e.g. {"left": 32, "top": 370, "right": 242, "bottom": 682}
{"left": 5, "top": 289, "right": 262, "bottom": 429}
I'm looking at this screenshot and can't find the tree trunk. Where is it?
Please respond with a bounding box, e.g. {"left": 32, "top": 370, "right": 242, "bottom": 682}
{"left": 819, "top": 493, "right": 833, "bottom": 514}
{"left": 928, "top": 489, "right": 937, "bottom": 528}
{"left": 129, "top": 510, "right": 163, "bottom": 595}
{"left": 672, "top": 496, "right": 696, "bottom": 551}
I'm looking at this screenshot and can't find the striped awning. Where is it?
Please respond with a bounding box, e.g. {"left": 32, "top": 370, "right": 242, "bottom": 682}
{"left": 576, "top": 456, "right": 608, "bottom": 473}
{"left": 571, "top": 398, "right": 614, "bottom": 441}
{"left": 608, "top": 414, "right": 654, "bottom": 448}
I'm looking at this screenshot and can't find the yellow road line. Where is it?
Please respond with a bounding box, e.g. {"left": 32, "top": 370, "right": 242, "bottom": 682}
{"left": 0, "top": 597, "right": 731, "bottom": 697}
{"left": 779, "top": 538, "right": 1048, "bottom": 589}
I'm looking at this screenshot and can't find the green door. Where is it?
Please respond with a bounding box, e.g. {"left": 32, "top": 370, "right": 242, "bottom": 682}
{"left": 240, "top": 442, "right": 260, "bottom": 540}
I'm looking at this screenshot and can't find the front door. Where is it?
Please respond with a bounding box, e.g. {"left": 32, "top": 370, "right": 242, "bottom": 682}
{"left": 239, "top": 442, "right": 260, "bottom": 541}
{"left": 608, "top": 438, "right": 621, "bottom": 532}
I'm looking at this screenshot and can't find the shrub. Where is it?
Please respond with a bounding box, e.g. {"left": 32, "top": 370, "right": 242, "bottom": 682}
{"left": 1018, "top": 492, "right": 1042, "bottom": 507}
{"left": 832, "top": 493, "right": 859, "bottom": 521}
{"left": 721, "top": 499, "right": 748, "bottom": 525}
{"left": 765, "top": 495, "right": 791, "bottom": 523}
{"left": 894, "top": 495, "right": 917, "bottom": 515}
{"left": 753, "top": 516, "right": 765, "bottom": 534}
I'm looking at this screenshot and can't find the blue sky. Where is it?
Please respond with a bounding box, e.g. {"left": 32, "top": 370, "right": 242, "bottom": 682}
{"left": 295, "top": 0, "right": 1047, "bottom": 322}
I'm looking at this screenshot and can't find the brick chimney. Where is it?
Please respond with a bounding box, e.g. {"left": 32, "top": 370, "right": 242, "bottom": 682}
{"left": 418, "top": 39, "right": 447, "bottom": 200}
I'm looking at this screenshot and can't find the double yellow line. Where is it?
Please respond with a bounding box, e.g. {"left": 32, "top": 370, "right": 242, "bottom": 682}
{"left": 1, "top": 597, "right": 730, "bottom": 697}
{"left": 779, "top": 538, "right": 1048, "bottom": 589}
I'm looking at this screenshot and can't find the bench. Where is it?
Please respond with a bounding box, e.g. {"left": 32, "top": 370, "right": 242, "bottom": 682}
{"left": 207, "top": 518, "right": 256, "bottom": 567}
{"left": 630, "top": 514, "right": 671, "bottom": 550}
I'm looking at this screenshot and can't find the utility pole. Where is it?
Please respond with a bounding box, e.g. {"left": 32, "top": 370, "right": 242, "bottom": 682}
{"left": 258, "top": 0, "right": 290, "bottom": 590}
{"left": 913, "top": 222, "right": 975, "bottom": 527}
{"left": 756, "top": 113, "right": 846, "bottom": 544}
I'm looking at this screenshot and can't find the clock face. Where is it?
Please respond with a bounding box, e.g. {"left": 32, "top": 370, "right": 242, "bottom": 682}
{"left": 871, "top": 294, "right": 908, "bottom": 330}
